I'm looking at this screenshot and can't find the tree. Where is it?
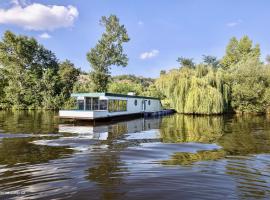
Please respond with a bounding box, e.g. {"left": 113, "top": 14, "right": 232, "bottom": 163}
{"left": 227, "top": 57, "right": 268, "bottom": 113}
{"left": 0, "top": 31, "right": 77, "bottom": 110}
{"left": 177, "top": 57, "right": 195, "bottom": 68}
{"left": 58, "top": 60, "right": 80, "bottom": 99}
{"left": 87, "top": 15, "right": 130, "bottom": 92}
{"left": 220, "top": 36, "right": 260, "bottom": 69}
{"left": 112, "top": 74, "right": 154, "bottom": 88}
{"left": 155, "top": 66, "right": 230, "bottom": 114}
{"left": 202, "top": 55, "right": 219, "bottom": 68}
{"left": 108, "top": 81, "right": 143, "bottom": 95}
{"left": 0, "top": 31, "right": 60, "bottom": 109}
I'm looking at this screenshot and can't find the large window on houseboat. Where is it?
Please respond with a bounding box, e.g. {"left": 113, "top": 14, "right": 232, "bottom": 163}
{"left": 78, "top": 100, "right": 84, "bottom": 110}
{"left": 99, "top": 100, "right": 108, "bottom": 110}
{"left": 108, "top": 99, "right": 127, "bottom": 112}
{"left": 119, "top": 100, "right": 127, "bottom": 111}
{"left": 82, "top": 97, "right": 108, "bottom": 111}
{"left": 85, "top": 98, "right": 91, "bottom": 110}
{"left": 92, "top": 98, "right": 99, "bottom": 110}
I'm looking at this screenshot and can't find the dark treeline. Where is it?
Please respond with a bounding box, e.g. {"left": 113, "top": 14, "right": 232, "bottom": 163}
{"left": 0, "top": 15, "right": 269, "bottom": 114}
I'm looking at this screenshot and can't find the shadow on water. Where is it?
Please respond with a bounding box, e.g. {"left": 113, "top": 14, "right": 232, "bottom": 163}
{"left": 1, "top": 111, "right": 270, "bottom": 199}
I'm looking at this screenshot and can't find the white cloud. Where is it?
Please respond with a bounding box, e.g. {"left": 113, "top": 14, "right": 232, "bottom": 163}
{"left": 0, "top": 2, "right": 79, "bottom": 31}
{"left": 140, "top": 49, "right": 159, "bottom": 60}
{"left": 226, "top": 19, "right": 242, "bottom": 27}
{"left": 39, "top": 32, "right": 51, "bottom": 39}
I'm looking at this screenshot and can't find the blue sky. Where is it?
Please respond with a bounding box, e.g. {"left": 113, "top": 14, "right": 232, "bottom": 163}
{"left": 0, "top": 0, "right": 269, "bottom": 78}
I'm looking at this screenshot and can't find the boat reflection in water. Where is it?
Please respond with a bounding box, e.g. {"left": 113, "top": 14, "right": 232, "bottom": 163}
{"left": 58, "top": 124, "right": 109, "bottom": 140}
{"left": 58, "top": 117, "right": 162, "bottom": 142}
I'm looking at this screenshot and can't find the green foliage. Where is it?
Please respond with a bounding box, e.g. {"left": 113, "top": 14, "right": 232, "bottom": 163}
{"left": 142, "top": 84, "right": 164, "bottom": 99}
{"left": 226, "top": 57, "right": 269, "bottom": 113}
{"left": 156, "top": 36, "right": 269, "bottom": 114}
{"left": 58, "top": 60, "right": 80, "bottom": 99}
{"left": 112, "top": 74, "right": 154, "bottom": 88}
{"left": 202, "top": 55, "right": 219, "bottom": 68}
{"left": 156, "top": 66, "right": 230, "bottom": 114}
{"left": 108, "top": 81, "right": 143, "bottom": 95}
{"left": 0, "top": 31, "right": 79, "bottom": 110}
{"left": 87, "top": 15, "right": 130, "bottom": 92}
{"left": 0, "top": 29, "right": 268, "bottom": 115}
{"left": 220, "top": 36, "right": 260, "bottom": 69}
{"left": 73, "top": 74, "right": 94, "bottom": 93}
{"left": 177, "top": 57, "right": 195, "bottom": 68}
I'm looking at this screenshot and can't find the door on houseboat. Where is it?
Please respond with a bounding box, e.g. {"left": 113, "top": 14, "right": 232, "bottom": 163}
{"left": 142, "top": 100, "right": 146, "bottom": 111}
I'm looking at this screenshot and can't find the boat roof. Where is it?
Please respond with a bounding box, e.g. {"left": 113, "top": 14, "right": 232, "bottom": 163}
{"left": 71, "top": 92, "right": 160, "bottom": 100}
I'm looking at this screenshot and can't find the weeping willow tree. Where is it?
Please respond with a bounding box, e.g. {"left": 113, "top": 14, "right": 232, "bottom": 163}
{"left": 156, "top": 65, "right": 230, "bottom": 114}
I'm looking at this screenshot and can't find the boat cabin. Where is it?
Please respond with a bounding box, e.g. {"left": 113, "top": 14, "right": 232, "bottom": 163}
{"left": 59, "top": 92, "right": 163, "bottom": 120}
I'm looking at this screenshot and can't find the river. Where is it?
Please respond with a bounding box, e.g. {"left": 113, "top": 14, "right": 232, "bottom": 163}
{"left": 0, "top": 111, "right": 270, "bottom": 199}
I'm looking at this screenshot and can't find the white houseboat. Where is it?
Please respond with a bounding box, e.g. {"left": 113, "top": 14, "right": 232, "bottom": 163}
{"left": 59, "top": 92, "right": 163, "bottom": 120}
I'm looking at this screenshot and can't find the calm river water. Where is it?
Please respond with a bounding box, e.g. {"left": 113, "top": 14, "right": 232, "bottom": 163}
{"left": 0, "top": 111, "right": 270, "bottom": 199}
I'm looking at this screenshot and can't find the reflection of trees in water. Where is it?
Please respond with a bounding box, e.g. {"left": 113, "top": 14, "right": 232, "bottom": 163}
{"left": 160, "top": 114, "right": 270, "bottom": 155}
{"left": 160, "top": 115, "right": 270, "bottom": 199}
{"left": 86, "top": 118, "right": 162, "bottom": 199}
{"left": 0, "top": 110, "right": 58, "bottom": 134}
{"left": 221, "top": 116, "right": 270, "bottom": 199}
{"left": 225, "top": 156, "right": 270, "bottom": 199}
{"left": 0, "top": 137, "right": 73, "bottom": 191}
{"left": 86, "top": 152, "right": 128, "bottom": 200}
{"left": 160, "top": 114, "right": 224, "bottom": 143}
{"left": 219, "top": 115, "right": 270, "bottom": 155}
{"left": 0, "top": 137, "right": 73, "bottom": 166}
{"left": 162, "top": 149, "right": 226, "bottom": 166}
{"left": 86, "top": 122, "right": 131, "bottom": 200}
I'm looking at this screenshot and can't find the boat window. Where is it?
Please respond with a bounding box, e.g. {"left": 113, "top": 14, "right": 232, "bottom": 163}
{"left": 99, "top": 100, "right": 108, "bottom": 110}
{"left": 77, "top": 100, "right": 84, "bottom": 110}
{"left": 134, "top": 99, "right": 137, "bottom": 106}
{"left": 148, "top": 100, "right": 151, "bottom": 105}
{"left": 92, "top": 98, "right": 99, "bottom": 110}
{"left": 85, "top": 97, "right": 92, "bottom": 110}
{"left": 108, "top": 100, "right": 114, "bottom": 112}
{"left": 108, "top": 99, "right": 127, "bottom": 112}
{"left": 119, "top": 100, "right": 127, "bottom": 111}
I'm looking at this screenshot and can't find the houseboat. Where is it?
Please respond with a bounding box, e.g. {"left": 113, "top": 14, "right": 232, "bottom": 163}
{"left": 59, "top": 92, "right": 164, "bottom": 120}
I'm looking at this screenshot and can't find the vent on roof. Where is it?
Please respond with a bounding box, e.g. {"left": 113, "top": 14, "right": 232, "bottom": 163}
{"left": 127, "top": 92, "right": 135, "bottom": 96}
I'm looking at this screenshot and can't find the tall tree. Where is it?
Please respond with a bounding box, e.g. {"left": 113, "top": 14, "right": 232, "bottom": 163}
{"left": 155, "top": 66, "right": 230, "bottom": 114}
{"left": 177, "top": 57, "right": 195, "bottom": 68}
{"left": 202, "top": 55, "right": 219, "bottom": 68}
{"left": 0, "top": 31, "right": 59, "bottom": 108}
{"left": 58, "top": 60, "right": 80, "bottom": 99}
{"left": 87, "top": 15, "right": 130, "bottom": 92}
{"left": 0, "top": 31, "right": 75, "bottom": 109}
{"left": 220, "top": 36, "right": 260, "bottom": 69}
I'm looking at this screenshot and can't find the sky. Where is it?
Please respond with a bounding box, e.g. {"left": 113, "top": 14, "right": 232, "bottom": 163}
{"left": 0, "top": 0, "right": 269, "bottom": 78}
